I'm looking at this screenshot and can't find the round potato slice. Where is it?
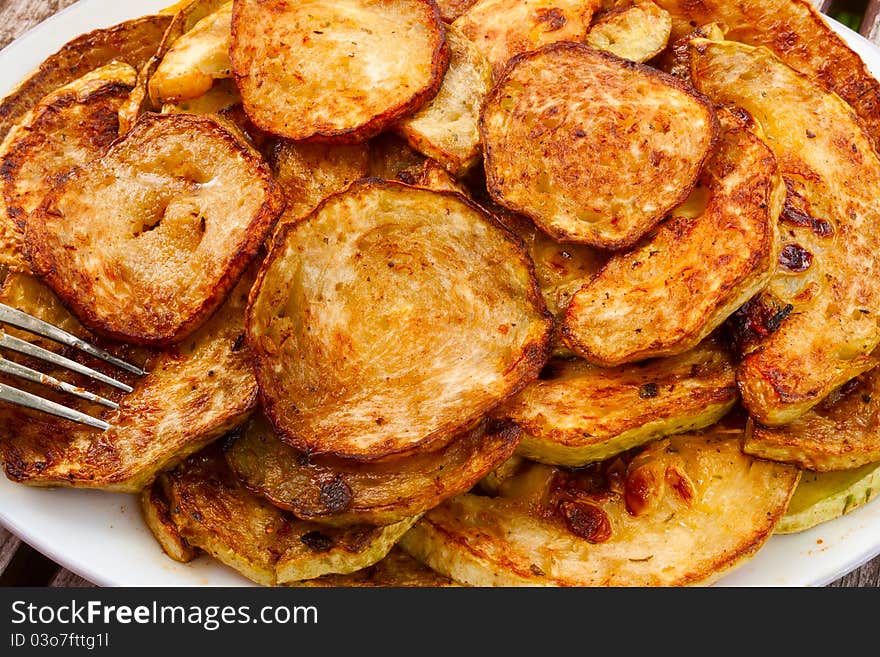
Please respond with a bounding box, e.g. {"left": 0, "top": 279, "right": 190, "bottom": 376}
{"left": 226, "top": 414, "right": 521, "bottom": 526}
{"left": 481, "top": 42, "right": 718, "bottom": 249}
{"left": 562, "top": 120, "right": 781, "bottom": 364}
{"left": 230, "top": 0, "right": 449, "bottom": 142}
{"left": 400, "top": 426, "right": 800, "bottom": 586}
{"left": 26, "top": 112, "right": 284, "bottom": 345}
{"left": 247, "top": 180, "right": 552, "bottom": 460}
{"left": 397, "top": 27, "right": 492, "bottom": 175}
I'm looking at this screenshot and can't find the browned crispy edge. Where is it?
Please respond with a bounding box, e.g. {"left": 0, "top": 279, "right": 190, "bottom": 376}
{"left": 229, "top": 0, "right": 451, "bottom": 144}
{"left": 0, "top": 15, "right": 173, "bottom": 142}
{"left": 26, "top": 112, "right": 285, "bottom": 346}
{"left": 227, "top": 419, "right": 522, "bottom": 526}
{"left": 246, "top": 178, "right": 553, "bottom": 460}
{"left": 479, "top": 41, "right": 720, "bottom": 250}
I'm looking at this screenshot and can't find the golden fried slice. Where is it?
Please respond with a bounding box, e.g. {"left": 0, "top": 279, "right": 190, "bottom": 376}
{"left": 247, "top": 181, "right": 551, "bottom": 460}
{"left": 297, "top": 548, "right": 456, "bottom": 587}
{"left": 452, "top": 0, "right": 597, "bottom": 79}
{"left": 499, "top": 338, "right": 737, "bottom": 466}
{"left": 164, "top": 448, "right": 415, "bottom": 585}
{"left": 655, "top": 0, "right": 880, "bottom": 150}
{"left": 0, "top": 14, "right": 172, "bottom": 141}
{"left": 743, "top": 369, "right": 880, "bottom": 472}
{"left": 226, "top": 415, "right": 520, "bottom": 526}
{"left": 119, "top": 0, "right": 231, "bottom": 133}
{"left": 481, "top": 42, "right": 717, "bottom": 249}
{"left": 0, "top": 63, "right": 136, "bottom": 273}
{"left": 230, "top": 0, "right": 449, "bottom": 142}
{"left": 400, "top": 427, "right": 799, "bottom": 586}
{"left": 397, "top": 27, "right": 492, "bottom": 175}
{"left": 141, "top": 477, "right": 199, "bottom": 563}
{"left": 691, "top": 40, "right": 880, "bottom": 425}
{"left": 776, "top": 463, "right": 880, "bottom": 534}
{"left": 586, "top": 1, "right": 672, "bottom": 62}
{"left": 0, "top": 270, "right": 257, "bottom": 491}
{"left": 562, "top": 119, "right": 781, "bottom": 365}
{"left": 149, "top": 1, "right": 232, "bottom": 105}
{"left": 26, "top": 113, "right": 283, "bottom": 345}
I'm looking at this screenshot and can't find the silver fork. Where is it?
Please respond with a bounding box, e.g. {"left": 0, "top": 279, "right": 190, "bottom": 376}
{"left": 0, "top": 304, "right": 145, "bottom": 431}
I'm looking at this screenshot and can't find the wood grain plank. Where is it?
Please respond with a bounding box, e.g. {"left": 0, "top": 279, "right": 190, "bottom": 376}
{"left": 862, "top": 0, "right": 880, "bottom": 45}
{"left": 0, "top": 0, "right": 877, "bottom": 589}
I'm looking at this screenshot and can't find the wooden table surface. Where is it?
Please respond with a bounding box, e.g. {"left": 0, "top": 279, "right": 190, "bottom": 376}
{"left": 0, "top": 0, "right": 878, "bottom": 588}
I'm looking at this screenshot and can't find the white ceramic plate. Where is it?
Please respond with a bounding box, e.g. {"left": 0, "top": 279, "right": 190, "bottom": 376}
{"left": 1, "top": 0, "right": 879, "bottom": 587}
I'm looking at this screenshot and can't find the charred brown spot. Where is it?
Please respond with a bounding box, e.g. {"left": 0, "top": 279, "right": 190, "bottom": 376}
{"left": 666, "top": 466, "right": 696, "bottom": 506}
{"left": 559, "top": 500, "right": 611, "bottom": 543}
{"left": 535, "top": 8, "right": 566, "bottom": 31}
{"left": 232, "top": 333, "right": 246, "bottom": 352}
{"left": 728, "top": 105, "right": 754, "bottom": 129}
{"left": 778, "top": 243, "right": 813, "bottom": 272}
{"left": 300, "top": 530, "right": 335, "bottom": 553}
{"left": 727, "top": 297, "right": 793, "bottom": 355}
{"left": 781, "top": 188, "right": 834, "bottom": 237}
{"left": 318, "top": 475, "right": 353, "bottom": 513}
{"left": 639, "top": 382, "right": 658, "bottom": 399}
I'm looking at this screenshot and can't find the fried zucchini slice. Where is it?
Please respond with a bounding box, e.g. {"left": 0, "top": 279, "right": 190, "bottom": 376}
{"left": 776, "top": 463, "right": 880, "bottom": 534}
{"left": 165, "top": 448, "right": 415, "bottom": 585}
{"left": 397, "top": 27, "right": 492, "bottom": 175}
{"left": 452, "top": 0, "right": 597, "bottom": 79}
{"left": 562, "top": 119, "right": 780, "bottom": 365}
{"left": 0, "top": 14, "right": 172, "bottom": 142}
{"left": 499, "top": 338, "right": 737, "bottom": 466}
{"left": 141, "top": 477, "right": 199, "bottom": 563}
{"left": 226, "top": 415, "right": 520, "bottom": 526}
{"left": 401, "top": 427, "right": 799, "bottom": 586}
{"left": 743, "top": 369, "right": 880, "bottom": 471}
{"left": 119, "top": 0, "right": 231, "bottom": 133}
{"left": 586, "top": 1, "right": 672, "bottom": 62}
{"left": 247, "top": 180, "right": 552, "bottom": 459}
{"left": 297, "top": 548, "right": 456, "bottom": 587}
{"left": 230, "top": 0, "right": 449, "bottom": 142}
{"left": 149, "top": 1, "right": 233, "bottom": 105}
{"left": 0, "top": 63, "right": 136, "bottom": 273}
{"left": 690, "top": 40, "right": 880, "bottom": 425}
{"left": 26, "top": 112, "right": 284, "bottom": 345}
{"left": 481, "top": 42, "right": 717, "bottom": 249}
{"left": 0, "top": 270, "right": 257, "bottom": 491}
{"left": 655, "top": 0, "right": 880, "bottom": 150}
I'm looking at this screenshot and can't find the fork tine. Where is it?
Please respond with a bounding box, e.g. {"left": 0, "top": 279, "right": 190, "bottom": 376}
{"left": 0, "top": 332, "right": 133, "bottom": 393}
{"left": 0, "top": 382, "right": 109, "bottom": 430}
{"left": 0, "top": 303, "right": 145, "bottom": 376}
{"left": 0, "top": 357, "right": 118, "bottom": 409}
